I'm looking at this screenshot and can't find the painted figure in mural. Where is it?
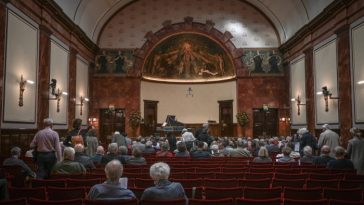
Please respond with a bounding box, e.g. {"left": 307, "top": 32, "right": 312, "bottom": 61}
{"left": 253, "top": 51, "right": 264, "bottom": 73}
{"left": 114, "top": 51, "right": 126, "bottom": 73}
{"left": 268, "top": 51, "right": 281, "bottom": 73}
{"left": 95, "top": 50, "right": 109, "bottom": 73}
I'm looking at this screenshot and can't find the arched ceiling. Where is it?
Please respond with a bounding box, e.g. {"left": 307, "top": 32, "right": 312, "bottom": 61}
{"left": 54, "top": 0, "right": 333, "bottom": 47}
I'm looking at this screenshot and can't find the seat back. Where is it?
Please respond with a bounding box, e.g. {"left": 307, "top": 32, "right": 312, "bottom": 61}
{"left": 0, "top": 198, "right": 27, "bottom": 205}
{"left": 47, "top": 186, "right": 86, "bottom": 200}
{"left": 67, "top": 178, "right": 101, "bottom": 187}
{"left": 306, "top": 179, "right": 339, "bottom": 188}
{"left": 205, "top": 187, "right": 243, "bottom": 199}
{"left": 283, "top": 187, "right": 322, "bottom": 200}
{"left": 323, "top": 188, "right": 363, "bottom": 201}
{"left": 8, "top": 186, "right": 46, "bottom": 200}
{"left": 139, "top": 199, "right": 186, "bottom": 205}
{"left": 84, "top": 198, "right": 138, "bottom": 205}
{"left": 204, "top": 179, "right": 238, "bottom": 188}
{"left": 189, "top": 197, "right": 234, "bottom": 205}
{"left": 243, "top": 187, "right": 281, "bottom": 200}
{"left": 31, "top": 179, "right": 66, "bottom": 188}
{"left": 235, "top": 197, "right": 281, "bottom": 205}
{"left": 28, "top": 198, "right": 83, "bottom": 205}
{"left": 239, "top": 178, "right": 271, "bottom": 188}
{"left": 283, "top": 199, "right": 328, "bottom": 205}
{"left": 272, "top": 179, "right": 305, "bottom": 188}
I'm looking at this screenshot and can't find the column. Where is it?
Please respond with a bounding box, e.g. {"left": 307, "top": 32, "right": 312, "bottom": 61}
{"left": 68, "top": 47, "right": 77, "bottom": 129}
{"left": 304, "top": 47, "right": 316, "bottom": 135}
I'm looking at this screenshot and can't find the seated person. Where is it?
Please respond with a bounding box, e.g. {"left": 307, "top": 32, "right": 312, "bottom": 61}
{"left": 143, "top": 141, "right": 156, "bottom": 154}
{"left": 3, "top": 147, "right": 36, "bottom": 178}
{"left": 253, "top": 146, "right": 272, "bottom": 163}
{"left": 313, "top": 145, "right": 334, "bottom": 166}
{"left": 74, "top": 144, "right": 95, "bottom": 170}
{"left": 88, "top": 160, "right": 136, "bottom": 200}
{"left": 276, "top": 147, "right": 295, "bottom": 163}
{"left": 156, "top": 142, "right": 173, "bottom": 157}
{"left": 52, "top": 147, "right": 86, "bottom": 175}
{"left": 141, "top": 162, "right": 187, "bottom": 203}
{"left": 119, "top": 146, "right": 132, "bottom": 162}
{"left": 127, "top": 148, "right": 147, "bottom": 165}
{"left": 101, "top": 143, "right": 125, "bottom": 164}
{"left": 175, "top": 142, "right": 190, "bottom": 157}
{"left": 327, "top": 146, "right": 355, "bottom": 170}
{"left": 191, "top": 141, "right": 211, "bottom": 159}
{"left": 230, "top": 142, "right": 251, "bottom": 158}
{"left": 91, "top": 146, "right": 105, "bottom": 164}
{"left": 300, "top": 146, "right": 315, "bottom": 163}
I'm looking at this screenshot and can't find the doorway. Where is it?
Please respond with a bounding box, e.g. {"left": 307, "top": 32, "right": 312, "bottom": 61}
{"left": 218, "top": 100, "right": 234, "bottom": 137}
{"left": 253, "top": 108, "right": 278, "bottom": 138}
{"left": 99, "top": 108, "right": 125, "bottom": 143}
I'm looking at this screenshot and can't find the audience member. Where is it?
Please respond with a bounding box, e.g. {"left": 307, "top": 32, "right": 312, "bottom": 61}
{"left": 88, "top": 160, "right": 135, "bottom": 200}
{"left": 175, "top": 142, "right": 190, "bottom": 157}
{"left": 141, "top": 162, "right": 187, "bottom": 203}
{"left": 91, "top": 146, "right": 105, "bottom": 164}
{"left": 101, "top": 143, "right": 125, "bottom": 164}
{"left": 52, "top": 147, "right": 86, "bottom": 175}
{"left": 166, "top": 132, "right": 177, "bottom": 152}
{"left": 230, "top": 142, "right": 251, "bottom": 158}
{"left": 86, "top": 127, "right": 99, "bottom": 157}
{"left": 64, "top": 118, "right": 85, "bottom": 147}
{"left": 3, "top": 147, "right": 36, "bottom": 178}
{"left": 195, "top": 123, "right": 208, "bottom": 140}
{"left": 112, "top": 131, "right": 127, "bottom": 147}
{"left": 144, "top": 141, "right": 156, "bottom": 154}
{"left": 277, "top": 147, "right": 295, "bottom": 163}
{"left": 74, "top": 144, "right": 95, "bottom": 170}
{"left": 253, "top": 147, "right": 272, "bottom": 163}
{"left": 30, "top": 118, "right": 62, "bottom": 179}
{"left": 300, "top": 146, "right": 315, "bottom": 163}
{"left": 127, "top": 148, "right": 147, "bottom": 165}
{"left": 132, "top": 137, "right": 146, "bottom": 152}
{"left": 313, "top": 145, "right": 334, "bottom": 166}
{"left": 347, "top": 127, "right": 364, "bottom": 174}
{"left": 156, "top": 142, "right": 173, "bottom": 157}
{"left": 327, "top": 146, "right": 354, "bottom": 170}
{"left": 119, "top": 146, "right": 132, "bottom": 162}
{"left": 318, "top": 124, "right": 339, "bottom": 158}
{"left": 298, "top": 128, "right": 317, "bottom": 155}
{"left": 181, "top": 128, "right": 195, "bottom": 151}
{"left": 191, "top": 141, "right": 211, "bottom": 159}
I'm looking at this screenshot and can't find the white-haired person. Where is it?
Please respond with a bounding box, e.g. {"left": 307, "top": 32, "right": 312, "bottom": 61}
{"left": 52, "top": 147, "right": 86, "bottom": 175}
{"left": 276, "top": 147, "right": 295, "bottom": 163}
{"left": 300, "top": 146, "right": 315, "bottom": 163}
{"left": 318, "top": 124, "right": 339, "bottom": 158}
{"left": 88, "top": 160, "right": 135, "bottom": 200}
{"left": 347, "top": 127, "right": 364, "bottom": 174}
{"left": 101, "top": 143, "right": 125, "bottom": 164}
{"left": 74, "top": 143, "right": 95, "bottom": 170}
{"left": 175, "top": 142, "right": 190, "bottom": 157}
{"left": 327, "top": 146, "right": 354, "bottom": 170}
{"left": 112, "top": 131, "right": 127, "bottom": 148}
{"left": 252, "top": 146, "right": 272, "bottom": 163}
{"left": 91, "top": 146, "right": 105, "bottom": 164}
{"left": 141, "top": 162, "right": 187, "bottom": 203}
{"left": 127, "top": 148, "right": 147, "bottom": 165}
{"left": 313, "top": 145, "right": 334, "bottom": 166}
{"left": 3, "top": 147, "right": 36, "bottom": 178}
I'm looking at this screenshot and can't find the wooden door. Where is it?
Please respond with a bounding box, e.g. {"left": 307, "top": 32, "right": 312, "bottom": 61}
{"left": 143, "top": 100, "right": 158, "bottom": 136}
{"left": 253, "top": 108, "right": 278, "bottom": 138}
{"left": 218, "top": 100, "right": 233, "bottom": 137}
{"left": 99, "top": 108, "right": 125, "bottom": 144}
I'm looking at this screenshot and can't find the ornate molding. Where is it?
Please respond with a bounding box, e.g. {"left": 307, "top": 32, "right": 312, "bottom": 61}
{"left": 134, "top": 17, "right": 244, "bottom": 80}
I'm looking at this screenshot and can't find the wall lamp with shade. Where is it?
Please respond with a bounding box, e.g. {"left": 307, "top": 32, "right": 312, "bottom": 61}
{"left": 291, "top": 95, "right": 306, "bottom": 116}
{"left": 321, "top": 86, "right": 339, "bottom": 112}
{"left": 18, "top": 75, "right": 35, "bottom": 107}
{"left": 76, "top": 96, "right": 89, "bottom": 116}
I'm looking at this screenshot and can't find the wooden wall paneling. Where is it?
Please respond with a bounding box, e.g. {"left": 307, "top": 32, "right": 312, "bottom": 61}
{"left": 68, "top": 48, "right": 77, "bottom": 130}
{"left": 336, "top": 25, "right": 352, "bottom": 147}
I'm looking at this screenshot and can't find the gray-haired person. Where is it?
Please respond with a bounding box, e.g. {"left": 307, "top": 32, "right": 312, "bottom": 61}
{"left": 3, "top": 147, "right": 36, "bottom": 178}
{"left": 347, "top": 127, "right": 364, "bottom": 174}
{"left": 30, "top": 118, "right": 62, "bottom": 179}
{"left": 141, "top": 162, "right": 187, "bottom": 203}
{"left": 88, "top": 160, "right": 135, "bottom": 200}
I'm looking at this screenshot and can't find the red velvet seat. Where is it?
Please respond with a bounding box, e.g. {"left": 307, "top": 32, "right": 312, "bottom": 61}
{"left": 67, "top": 178, "right": 101, "bottom": 187}
{"left": 204, "top": 179, "right": 239, "bottom": 188}
{"left": 272, "top": 179, "right": 305, "bottom": 188}
{"left": 249, "top": 168, "right": 274, "bottom": 173}
{"left": 0, "top": 198, "right": 27, "bottom": 205}
{"left": 134, "top": 178, "right": 154, "bottom": 188}
{"left": 84, "top": 198, "right": 138, "bottom": 205}
{"left": 323, "top": 188, "right": 363, "bottom": 202}
{"left": 309, "top": 173, "right": 344, "bottom": 180}
{"left": 184, "top": 187, "right": 203, "bottom": 199}
{"left": 239, "top": 178, "right": 271, "bottom": 188}
{"left": 173, "top": 178, "right": 203, "bottom": 188}
{"left": 215, "top": 172, "right": 245, "bottom": 179}
{"left": 235, "top": 197, "right": 281, "bottom": 205}
{"left": 245, "top": 172, "right": 274, "bottom": 180}
{"left": 274, "top": 173, "right": 307, "bottom": 180}
{"left": 306, "top": 179, "right": 339, "bottom": 188}
{"left": 243, "top": 187, "right": 281, "bottom": 200}
{"left": 31, "top": 179, "right": 66, "bottom": 188}
{"left": 339, "top": 179, "right": 364, "bottom": 189}
{"left": 28, "top": 198, "right": 83, "bottom": 205}
{"left": 274, "top": 168, "right": 301, "bottom": 174}
{"left": 188, "top": 172, "right": 216, "bottom": 179}
{"left": 170, "top": 172, "right": 186, "bottom": 179}
{"left": 8, "top": 186, "right": 46, "bottom": 200}
{"left": 189, "top": 197, "right": 234, "bottom": 205}
{"left": 139, "top": 199, "right": 186, "bottom": 205}
{"left": 222, "top": 168, "right": 248, "bottom": 173}
{"left": 47, "top": 186, "right": 86, "bottom": 200}
{"left": 329, "top": 199, "right": 364, "bottom": 205}
{"left": 284, "top": 199, "right": 328, "bottom": 205}
{"left": 130, "top": 187, "right": 144, "bottom": 199}
{"left": 283, "top": 187, "right": 322, "bottom": 200}
{"left": 51, "top": 174, "right": 84, "bottom": 179}
{"left": 205, "top": 187, "right": 243, "bottom": 199}
{"left": 345, "top": 174, "right": 364, "bottom": 180}
{"left": 3, "top": 166, "right": 27, "bottom": 187}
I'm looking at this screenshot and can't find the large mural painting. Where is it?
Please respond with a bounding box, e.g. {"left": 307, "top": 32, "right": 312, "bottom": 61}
{"left": 95, "top": 49, "right": 135, "bottom": 75}
{"left": 241, "top": 49, "right": 283, "bottom": 75}
{"left": 143, "top": 33, "right": 235, "bottom": 82}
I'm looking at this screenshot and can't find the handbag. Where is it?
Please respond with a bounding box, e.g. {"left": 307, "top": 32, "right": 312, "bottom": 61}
{"left": 71, "top": 129, "right": 84, "bottom": 146}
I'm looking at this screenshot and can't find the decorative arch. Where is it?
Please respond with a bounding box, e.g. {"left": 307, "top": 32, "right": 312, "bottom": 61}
{"left": 133, "top": 17, "right": 244, "bottom": 82}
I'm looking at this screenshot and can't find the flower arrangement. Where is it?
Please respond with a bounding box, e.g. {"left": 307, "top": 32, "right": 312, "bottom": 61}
{"left": 236, "top": 112, "right": 249, "bottom": 127}
{"left": 128, "top": 110, "right": 142, "bottom": 130}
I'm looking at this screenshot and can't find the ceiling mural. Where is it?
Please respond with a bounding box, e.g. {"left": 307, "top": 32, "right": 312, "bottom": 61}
{"left": 98, "top": 0, "right": 279, "bottom": 48}
{"left": 142, "top": 33, "right": 235, "bottom": 82}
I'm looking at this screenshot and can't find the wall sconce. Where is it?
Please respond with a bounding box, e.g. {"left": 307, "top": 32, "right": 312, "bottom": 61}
{"left": 49, "top": 79, "right": 57, "bottom": 95}
{"left": 76, "top": 96, "right": 89, "bottom": 116}
{"left": 49, "top": 88, "right": 65, "bottom": 112}
{"left": 280, "top": 117, "right": 291, "bottom": 122}
{"left": 18, "top": 75, "right": 35, "bottom": 107}
{"left": 186, "top": 87, "right": 193, "bottom": 97}
{"left": 291, "top": 95, "right": 306, "bottom": 116}
{"left": 321, "top": 86, "right": 339, "bottom": 112}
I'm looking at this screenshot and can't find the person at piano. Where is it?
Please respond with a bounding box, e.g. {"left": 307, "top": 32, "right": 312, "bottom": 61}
{"left": 181, "top": 128, "right": 195, "bottom": 151}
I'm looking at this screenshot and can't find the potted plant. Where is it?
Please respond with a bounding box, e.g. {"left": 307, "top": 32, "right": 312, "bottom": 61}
{"left": 128, "top": 110, "right": 141, "bottom": 137}
{"left": 236, "top": 112, "right": 249, "bottom": 136}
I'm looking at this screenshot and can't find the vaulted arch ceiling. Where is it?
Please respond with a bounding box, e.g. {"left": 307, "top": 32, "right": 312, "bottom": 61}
{"left": 54, "top": 0, "right": 333, "bottom": 47}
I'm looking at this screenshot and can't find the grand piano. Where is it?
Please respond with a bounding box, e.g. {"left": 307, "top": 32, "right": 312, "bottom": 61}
{"left": 156, "top": 115, "right": 185, "bottom": 134}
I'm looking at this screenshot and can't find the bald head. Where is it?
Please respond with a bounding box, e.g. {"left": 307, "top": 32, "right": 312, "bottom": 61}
{"left": 74, "top": 144, "right": 84, "bottom": 153}
{"left": 105, "top": 160, "right": 123, "bottom": 183}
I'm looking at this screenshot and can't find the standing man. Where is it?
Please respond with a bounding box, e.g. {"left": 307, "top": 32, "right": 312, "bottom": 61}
{"left": 318, "top": 124, "right": 339, "bottom": 158}
{"left": 30, "top": 118, "right": 62, "bottom": 179}
{"left": 347, "top": 127, "right": 364, "bottom": 175}
{"left": 181, "top": 128, "right": 195, "bottom": 151}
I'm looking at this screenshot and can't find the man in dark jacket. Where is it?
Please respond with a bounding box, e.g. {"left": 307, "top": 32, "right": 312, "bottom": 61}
{"left": 74, "top": 144, "right": 95, "bottom": 170}
{"left": 298, "top": 128, "right": 318, "bottom": 155}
